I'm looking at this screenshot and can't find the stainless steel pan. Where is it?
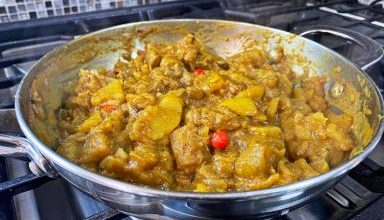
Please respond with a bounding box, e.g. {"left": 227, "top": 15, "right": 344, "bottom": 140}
{"left": 1, "top": 20, "right": 384, "bottom": 219}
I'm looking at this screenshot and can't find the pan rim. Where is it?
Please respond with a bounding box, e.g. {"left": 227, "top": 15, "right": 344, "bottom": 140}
{"left": 15, "top": 19, "right": 384, "bottom": 200}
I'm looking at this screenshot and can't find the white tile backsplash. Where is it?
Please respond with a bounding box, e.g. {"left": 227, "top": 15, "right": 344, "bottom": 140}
{"left": 0, "top": 0, "right": 169, "bottom": 23}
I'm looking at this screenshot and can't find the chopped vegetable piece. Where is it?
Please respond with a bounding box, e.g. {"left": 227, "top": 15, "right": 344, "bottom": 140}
{"left": 91, "top": 80, "right": 125, "bottom": 106}
{"left": 237, "top": 86, "right": 265, "bottom": 100}
{"left": 148, "top": 108, "right": 181, "bottom": 140}
{"left": 194, "top": 183, "right": 209, "bottom": 192}
{"left": 235, "top": 145, "right": 270, "bottom": 179}
{"left": 198, "top": 73, "right": 225, "bottom": 93}
{"left": 219, "top": 97, "right": 257, "bottom": 116}
{"left": 248, "top": 126, "right": 282, "bottom": 138}
{"left": 266, "top": 97, "right": 280, "bottom": 119}
{"left": 100, "top": 103, "right": 117, "bottom": 113}
{"left": 195, "top": 68, "right": 205, "bottom": 75}
{"left": 211, "top": 130, "right": 229, "bottom": 150}
{"left": 255, "top": 114, "right": 267, "bottom": 122}
{"left": 147, "top": 90, "right": 184, "bottom": 140}
{"left": 78, "top": 111, "right": 102, "bottom": 132}
{"left": 158, "top": 91, "right": 184, "bottom": 111}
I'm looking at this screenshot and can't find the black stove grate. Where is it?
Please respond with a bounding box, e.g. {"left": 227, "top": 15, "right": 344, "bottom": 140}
{"left": 0, "top": 157, "right": 12, "bottom": 220}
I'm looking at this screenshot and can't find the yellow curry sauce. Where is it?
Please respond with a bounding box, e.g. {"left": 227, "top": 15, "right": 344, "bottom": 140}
{"left": 56, "top": 34, "right": 355, "bottom": 192}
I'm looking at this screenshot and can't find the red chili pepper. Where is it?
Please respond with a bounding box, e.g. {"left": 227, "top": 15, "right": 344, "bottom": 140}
{"left": 195, "top": 68, "right": 205, "bottom": 75}
{"left": 211, "top": 130, "right": 229, "bottom": 150}
{"left": 100, "top": 103, "right": 117, "bottom": 112}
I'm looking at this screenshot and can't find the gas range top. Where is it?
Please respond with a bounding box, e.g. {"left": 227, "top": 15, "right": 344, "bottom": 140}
{"left": 1, "top": 0, "right": 384, "bottom": 219}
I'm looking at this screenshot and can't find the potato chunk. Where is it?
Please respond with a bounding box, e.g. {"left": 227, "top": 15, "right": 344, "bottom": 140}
{"left": 148, "top": 91, "right": 183, "bottom": 140}
{"left": 236, "top": 85, "right": 265, "bottom": 100}
{"left": 130, "top": 90, "right": 184, "bottom": 141}
{"left": 248, "top": 126, "right": 282, "bottom": 138}
{"left": 99, "top": 148, "right": 129, "bottom": 178}
{"left": 235, "top": 145, "right": 270, "bottom": 179}
{"left": 219, "top": 97, "right": 257, "bottom": 116}
{"left": 78, "top": 111, "right": 102, "bottom": 133}
{"left": 266, "top": 97, "right": 280, "bottom": 120}
{"left": 91, "top": 80, "right": 125, "bottom": 105}
{"left": 213, "top": 148, "right": 238, "bottom": 177}
{"left": 195, "top": 73, "right": 225, "bottom": 93}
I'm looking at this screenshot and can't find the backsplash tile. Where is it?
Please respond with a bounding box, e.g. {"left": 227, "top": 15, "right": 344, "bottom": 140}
{"left": 0, "top": 0, "right": 172, "bottom": 23}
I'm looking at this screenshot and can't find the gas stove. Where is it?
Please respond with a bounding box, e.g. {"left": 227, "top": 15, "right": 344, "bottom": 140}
{"left": 1, "top": 0, "right": 384, "bottom": 219}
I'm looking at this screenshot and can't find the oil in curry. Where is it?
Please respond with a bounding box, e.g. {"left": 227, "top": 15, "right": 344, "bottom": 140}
{"left": 56, "top": 33, "right": 356, "bottom": 192}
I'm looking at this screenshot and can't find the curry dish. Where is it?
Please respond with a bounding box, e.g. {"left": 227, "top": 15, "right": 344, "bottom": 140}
{"left": 56, "top": 33, "right": 355, "bottom": 192}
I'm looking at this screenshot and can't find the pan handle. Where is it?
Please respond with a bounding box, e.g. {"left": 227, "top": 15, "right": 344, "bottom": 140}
{"left": 297, "top": 25, "right": 383, "bottom": 71}
{"left": 0, "top": 132, "right": 56, "bottom": 196}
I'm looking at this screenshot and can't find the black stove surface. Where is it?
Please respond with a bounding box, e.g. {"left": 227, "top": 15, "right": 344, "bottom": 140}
{"left": 1, "top": 0, "right": 384, "bottom": 219}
